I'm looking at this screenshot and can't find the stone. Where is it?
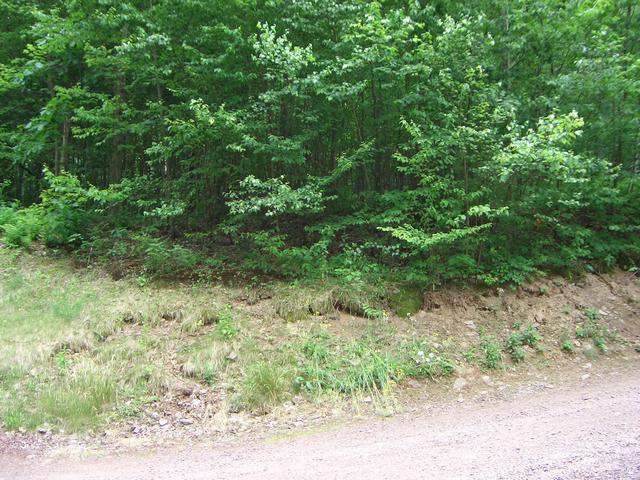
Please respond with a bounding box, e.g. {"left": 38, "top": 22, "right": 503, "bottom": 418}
{"left": 464, "top": 321, "right": 476, "bottom": 330}
{"left": 406, "top": 379, "right": 421, "bottom": 389}
{"left": 158, "top": 418, "right": 168, "bottom": 427}
{"left": 178, "top": 418, "right": 193, "bottom": 426}
{"left": 481, "top": 375, "right": 493, "bottom": 386}
{"left": 453, "top": 377, "right": 468, "bottom": 392}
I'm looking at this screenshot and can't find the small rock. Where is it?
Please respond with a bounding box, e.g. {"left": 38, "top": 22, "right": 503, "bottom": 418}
{"left": 582, "top": 362, "right": 592, "bottom": 369}
{"left": 37, "top": 428, "right": 48, "bottom": 435}
{"left": 150, "top": 412, "right": 160, "bottom": 420}
{"left": 158, "top": 419, "right": 168, "bottom": 427}
{"left": 581, "top": 374, "right": 590, "bottom": 380}
{"left": 131, "top": 425, "right": 143, "bottom": 434}
{"left": 178, "top": 418, "right": 193, "bottom": 426}
{"left": 406, "top": 379, "right": 421, "bottom": 389}
{"left": 177, "top": 387, "right": 193, "bottom": 397}
{"left": 464, "top": 321, "right": 476, "bottom": 330}
{"left": 481, "top": 375, "right": 493, "bottom": 386}
{"left": 546, "top": 384, "right": 555, "bottom": 389}
{"left": 362, "top": 396, "right": 373, "bottom": 404}
{"left": 293, "top": 421, "right": 304, "bottom": 428}
{"left": 413, "top": 311, "right": 428, "bottom": 322}
{"left": 453, "top": 378, "right": 468, "bottom": 392}
{"left": 227, "top": 351, "right": 238, "bottom": 362}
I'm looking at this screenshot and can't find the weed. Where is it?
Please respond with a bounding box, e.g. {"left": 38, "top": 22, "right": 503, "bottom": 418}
{"left": 361, "top": 304, "right": 387, "bottom": 320}
{"left": 506, "top": 333, "right": 526, "bottom": 363}
{"left": 54, "top": 349, "right": 70, "bottom": 371}
{"left": 576, "top": 308, "right": 614, "bottom": 353}
{"left": 479, "top": 328, "right": 503, "bottom": 370}
{"left": 482, "top": 342, "right": 503, "bottom": 369}
{"left": 561, "top": 338, "right": 574, "bottom": 353}
{"left": 216, "top": 306, "right": 238, "bottom": 340}
{"left": 462, "top": 348, "right": 477, "bottom": 363}
{"left": 505, "top": 325, "right": 542, "bottom": 363}
{"left": 521, "top": 325, "right": 542, "bottom": 349}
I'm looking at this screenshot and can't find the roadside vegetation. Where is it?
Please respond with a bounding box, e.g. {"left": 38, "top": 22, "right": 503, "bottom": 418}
{"left": 1, "top": 249, "right": 633, "bottom": 434}
{"left": 0, "top": 1, "right": 638, "bottom": 435}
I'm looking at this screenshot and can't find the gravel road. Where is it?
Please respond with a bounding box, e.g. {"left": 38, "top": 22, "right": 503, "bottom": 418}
{"left": 4, "top": 370, "right": 640, "bottom": 480}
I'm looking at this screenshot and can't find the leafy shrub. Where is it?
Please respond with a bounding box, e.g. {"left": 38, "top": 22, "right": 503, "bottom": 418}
{"left": 479, "top": 329, "right": 503, "bottom": 370}
{"left": 576, "top": 308, "right": 614, "bottom": 353}
{"left": 0, "top": 206, "right": 42, "bottom": 247}
{"left": 505, "top": 325, "right": 542, "bottom": 363}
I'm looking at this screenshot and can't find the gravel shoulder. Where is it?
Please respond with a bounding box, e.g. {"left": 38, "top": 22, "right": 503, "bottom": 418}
{"left": 4, "top": 358, "right": 639, "bottom": 480}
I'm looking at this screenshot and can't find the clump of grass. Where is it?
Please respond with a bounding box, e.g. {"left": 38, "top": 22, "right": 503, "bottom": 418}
{"left": 273, "top": 279, "right": 384, "bottom": 321}
{"left": 240, "top": 361, "right": 293, "bottom": 412}
{"left": 273, "top": 285, "right": 335, "bottom": 322}
{"left": 334, "top": 347, "right": 394, "bottom": 394}
{"left": 180, "top": 304, "right": 221, "bottom": 334}
{"left": 293, "top": 334, "right": 399, "bottom": 397}
{"left": 179, "top": 339, "right": 230, "bottom": 386}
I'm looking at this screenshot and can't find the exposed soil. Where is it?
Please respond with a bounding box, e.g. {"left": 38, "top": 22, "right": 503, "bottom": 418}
{"left": 3, "top": 357, "right": 639, "bottom": 479}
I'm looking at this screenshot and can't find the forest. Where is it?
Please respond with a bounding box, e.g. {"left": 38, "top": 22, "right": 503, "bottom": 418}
{"left": 1, "top": 0, "right": 639, "bottom": 292}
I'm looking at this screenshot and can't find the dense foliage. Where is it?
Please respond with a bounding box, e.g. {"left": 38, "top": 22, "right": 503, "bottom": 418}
{"left": 1, "top": 0, "right": 638, "bottom": 290}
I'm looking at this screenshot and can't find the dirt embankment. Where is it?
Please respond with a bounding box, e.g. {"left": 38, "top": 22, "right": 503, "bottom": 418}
{"left": 4, "top": 359, "right": 640, "bottom": 480}
{"left": 2, "top": 269, "right": 639, "bottom": 472}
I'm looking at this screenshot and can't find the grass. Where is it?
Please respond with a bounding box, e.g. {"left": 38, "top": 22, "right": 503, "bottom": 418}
{"left": 1, "top": 248, "right": 625, "bottom": 434}
{"left": 0, "top": 250, "right": 212, "bottom": 432}
{"left": 179, "top": 337, "right": 231, "bottom": 386}
{"left": 272, "top": 278, "right": 383, "bottom": 322}
{"left": 240, "top": 361, "right": 293, "bottom": 412}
